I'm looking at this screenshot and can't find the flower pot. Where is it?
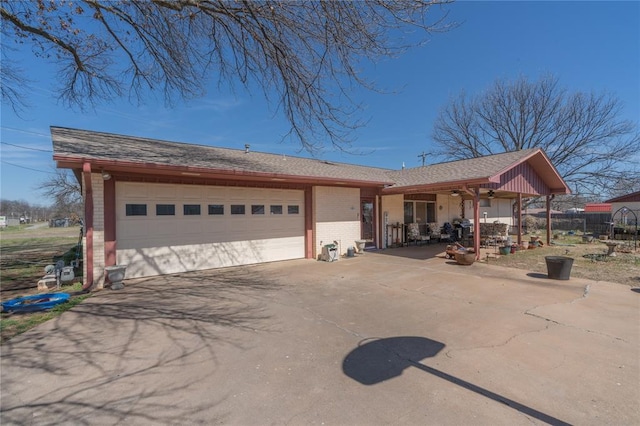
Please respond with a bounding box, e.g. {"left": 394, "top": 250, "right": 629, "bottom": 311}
{"left": 454, "top": 251, "right": 476, "bottom": 265}
{"left": 521, "top": 241, "right": 529, "bottom": 249}
{"left": 499, "top": 246, "right": 511, "bottom": 255}
{"left": 545, "top": 256, "right": 574, "bottom": 280}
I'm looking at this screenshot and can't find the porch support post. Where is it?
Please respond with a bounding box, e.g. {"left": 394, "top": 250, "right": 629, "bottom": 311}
{"left": 377, "top": 195, "right": 382, "bottom": 249}
{"left": 304, "top": 187, "right": 313, "bottom": 259}
{"left": 473, "top": 188, "right": 481, "bottom": 259}
{"left": 546, "top": 195, "right": 552, "bottom": 246}
{"left": 104, "top": 177, "right": 116, "bottom": 267}
{"left": 82, "top": 162, "right": 94, "bottom": 290}
{"left": 517, "top": 193, "right": 523, "bottom": 246}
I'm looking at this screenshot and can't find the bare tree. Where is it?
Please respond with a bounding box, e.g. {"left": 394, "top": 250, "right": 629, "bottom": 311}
{"left": 38, "top": 170, "right": 83, "bottom": 218}
{"left": 0, "top": 45, "right": 31, "bottom": 115}
{"left": 432, "top": 75, "right": 640, "bottom": 198}
{"left": 606, "top": 177, "right": 640, "bottom": 199}
{"left": 2, "top": 0, "right": 452, "bottom": 152}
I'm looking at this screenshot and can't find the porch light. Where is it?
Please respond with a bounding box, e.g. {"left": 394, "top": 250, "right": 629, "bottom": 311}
{"left": 487, "top": 190, "right": 495, "bottom": 199}
{"left": 451, "top": 190, "right": 460, "bottom": 197}
{"left": 101, "top": 171, "right": 111, "bottom": 180}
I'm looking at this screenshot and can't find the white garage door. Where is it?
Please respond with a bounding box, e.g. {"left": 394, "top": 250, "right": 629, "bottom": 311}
{"left": 115, "top": 182, "right": 305, "bottom": 278}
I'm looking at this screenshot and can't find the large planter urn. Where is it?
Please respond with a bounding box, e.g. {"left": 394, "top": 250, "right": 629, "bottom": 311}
{"left": 545, "top": 256, "right": 574, "bottom": 280}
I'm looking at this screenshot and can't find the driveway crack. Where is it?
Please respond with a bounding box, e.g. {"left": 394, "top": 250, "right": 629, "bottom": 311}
{"left": 302, "top": 306, "right": 367, "bottom": 339}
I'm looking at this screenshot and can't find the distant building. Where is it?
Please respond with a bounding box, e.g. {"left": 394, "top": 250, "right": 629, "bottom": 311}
{"left": 606, "top": 191, "right": 640, "bottom": 227}
{"left": 523, "top": 208, "right": 563, "bottom": 216}
{"left": 584, "top": 203, "right": 611, "bottom": 213}
{"left": 564, "top": 207, "right": 585, "bottom": 214}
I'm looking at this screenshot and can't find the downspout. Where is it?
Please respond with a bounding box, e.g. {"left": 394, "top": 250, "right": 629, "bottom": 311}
{"left": 82, "top": 162, "right": 94, "bottom": 290}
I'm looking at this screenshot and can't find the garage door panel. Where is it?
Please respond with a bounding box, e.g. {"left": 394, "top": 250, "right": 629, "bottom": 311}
{"left": 150, "top": 184, "right": 178, "bottom": 199}
{"left": 146, "top": 221, "right": 179, "bottom": 238}
{"left": 117, "top": 220, "right": 150, "bottom": 240}
{"left": 118, "top": 236, "right": 305, "bottom": 278}
{"left": 175, "top": 219, "right": 208, "bottom": 238}
{"left": 116, "top": 182, "right": 304, "bottom": 277}
{"left": 181, "top": 186, "right": 204, "bottom": 199}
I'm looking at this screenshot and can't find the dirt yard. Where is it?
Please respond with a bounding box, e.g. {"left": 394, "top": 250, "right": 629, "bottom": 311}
{"left": 487, "top": 236, "right": 640, "bottom": 287}
{"left": 0, "top": 225, "right": 81, "bottom": 302}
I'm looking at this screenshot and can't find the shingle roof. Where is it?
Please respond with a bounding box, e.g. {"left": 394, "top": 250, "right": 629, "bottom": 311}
{"left": 384, "top": 149, "right": 539, "bottom": 189}
{"left": 605, "top": 191, "right": 640, "bottom": 203}
{"left": 51, "top": 127, "right": 394, "bottom": 185}
{"left": 51, "top": 127, "right": 566, "bottom": 193}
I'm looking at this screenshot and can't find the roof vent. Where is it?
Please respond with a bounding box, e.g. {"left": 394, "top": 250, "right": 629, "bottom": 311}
{"left": 245, "top": 144, "right": 250, "bottom": 153}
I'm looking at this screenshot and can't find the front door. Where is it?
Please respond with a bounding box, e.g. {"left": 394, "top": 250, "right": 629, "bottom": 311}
{"left": 361, "top": 199, "right": 374, "bottom": 240}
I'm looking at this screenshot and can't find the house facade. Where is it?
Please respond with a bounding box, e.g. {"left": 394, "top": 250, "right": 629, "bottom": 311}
{"left": 51, "top": 127, "right": 570, "bottom": 289}
{"left": 606, "top": 191, "right": 640, "bottom": 230}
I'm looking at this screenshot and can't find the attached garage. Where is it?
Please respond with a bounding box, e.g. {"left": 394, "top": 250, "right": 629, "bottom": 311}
{"left": 116, "top": 182, "right": 305, "bottom": 278}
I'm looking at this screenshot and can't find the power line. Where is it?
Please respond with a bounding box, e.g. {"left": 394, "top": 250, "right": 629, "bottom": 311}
{"left": 1, "top": 141, "right": 52, "bottom": 152}
{"left": 0, "top": 126, "right": 50, "bottom": 138}
{"left": 1, "top": 160, "right": 54, "bottom": 174}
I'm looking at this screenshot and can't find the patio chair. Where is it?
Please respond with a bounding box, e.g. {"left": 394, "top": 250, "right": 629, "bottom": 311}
{"left": 407, "top": 223, "right": 420, "bottom": 245}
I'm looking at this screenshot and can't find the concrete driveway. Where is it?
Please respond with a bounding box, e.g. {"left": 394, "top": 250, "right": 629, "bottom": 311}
{"left": 2, "top": 248, "right": 639, "bottom": 425}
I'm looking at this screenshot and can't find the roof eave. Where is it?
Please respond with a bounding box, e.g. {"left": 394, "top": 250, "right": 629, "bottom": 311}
{"left": 382, "top": 177, "right": 492, "bottom": 195}
{"left": 54, "top": 155, "right": 392, "bottom": 188}
{"left": 488, "top": 149, "right": 571, "bottom": 195}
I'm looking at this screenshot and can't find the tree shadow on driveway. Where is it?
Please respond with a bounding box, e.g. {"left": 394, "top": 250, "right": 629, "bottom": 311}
{"left": 1, "top": 267, "right": 281, "bottom": 425}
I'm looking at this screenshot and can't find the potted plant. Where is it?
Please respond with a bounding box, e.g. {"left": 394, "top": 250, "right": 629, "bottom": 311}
{"left": 454, "top": 248, "right": 476, "bottom": 265}
{"left": 499, "top": 245, "right": 511, "bottom": 255}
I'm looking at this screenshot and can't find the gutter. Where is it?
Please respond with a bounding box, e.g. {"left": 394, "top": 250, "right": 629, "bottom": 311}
{"left": 53, "top": 155, "right": 394, "bottom": 188}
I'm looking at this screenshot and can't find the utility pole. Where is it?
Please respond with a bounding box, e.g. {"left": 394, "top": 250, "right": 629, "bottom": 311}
{"left": 417, "top": 151, "right": 429, "bottom": 167}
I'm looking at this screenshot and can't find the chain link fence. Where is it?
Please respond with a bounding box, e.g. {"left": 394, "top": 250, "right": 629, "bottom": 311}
{"left": 522, "top": 213, "right": 612, "bottom": 236}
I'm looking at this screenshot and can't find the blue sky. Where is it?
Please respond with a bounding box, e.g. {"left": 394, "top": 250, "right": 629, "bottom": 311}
{"left": 1, "top": 1, "right": 638, "bottom": 206}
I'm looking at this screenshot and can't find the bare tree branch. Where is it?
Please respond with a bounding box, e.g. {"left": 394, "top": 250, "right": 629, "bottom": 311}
{"left": 1, "top": 0, "right": 454, "bottom": 153}
{"left": 432, "top": 75, "right": 640, "bottom": 199}
{"left": 39, "top": 170, "right": 82, "bottom": 208}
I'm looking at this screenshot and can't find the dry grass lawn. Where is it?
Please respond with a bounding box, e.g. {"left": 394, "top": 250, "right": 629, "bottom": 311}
{"left": 486, "top": 235, "right": 640, "bottom": 287}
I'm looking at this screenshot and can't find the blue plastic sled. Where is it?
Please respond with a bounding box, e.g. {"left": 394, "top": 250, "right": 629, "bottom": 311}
{"left": 1, "top": 293, "right": 71, "bottom": 313}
